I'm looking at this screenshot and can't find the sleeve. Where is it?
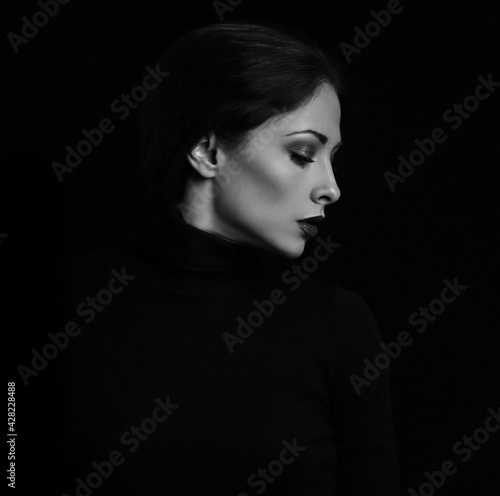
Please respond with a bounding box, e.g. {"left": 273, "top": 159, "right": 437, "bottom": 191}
{"left": 329, "top": 285, "right": 399, "bottom": 495}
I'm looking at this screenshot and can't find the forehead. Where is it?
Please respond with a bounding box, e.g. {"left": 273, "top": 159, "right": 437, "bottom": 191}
{"left": 276, "top": 84, "right": 341, "bottom": 140}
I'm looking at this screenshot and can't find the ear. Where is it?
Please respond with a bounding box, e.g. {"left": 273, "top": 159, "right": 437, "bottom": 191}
{"left": 186, "top": 134, "right": 219, "bottom": 178}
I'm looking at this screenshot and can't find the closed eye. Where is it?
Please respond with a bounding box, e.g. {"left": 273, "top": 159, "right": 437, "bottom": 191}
{"left": 289, "top": 150, "right": 342, "bottom": 174}
{"left": 289, "top": 152, "right": 314, "bottom": 168}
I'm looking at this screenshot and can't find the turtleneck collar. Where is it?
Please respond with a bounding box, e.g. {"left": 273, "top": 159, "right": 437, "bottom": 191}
{"left": 127, "top": 202, "right": 292, "bottom": 277}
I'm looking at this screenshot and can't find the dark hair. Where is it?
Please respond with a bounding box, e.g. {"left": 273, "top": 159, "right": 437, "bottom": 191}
{"left": 139, "top": 21, "right": 345, "bottom": 207}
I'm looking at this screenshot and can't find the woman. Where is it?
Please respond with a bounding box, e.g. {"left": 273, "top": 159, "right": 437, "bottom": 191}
{"left": 54, "top": 21, "right": 398, "bottom": 495}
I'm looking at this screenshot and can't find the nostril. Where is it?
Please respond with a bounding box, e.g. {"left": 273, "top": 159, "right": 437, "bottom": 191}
{"left": 320, "top": 192, "right": 338, "bottom": 204}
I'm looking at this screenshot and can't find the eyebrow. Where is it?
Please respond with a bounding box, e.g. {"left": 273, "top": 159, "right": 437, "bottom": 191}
{"left": 284, "top": 129, "right": 343, "bottom": 151}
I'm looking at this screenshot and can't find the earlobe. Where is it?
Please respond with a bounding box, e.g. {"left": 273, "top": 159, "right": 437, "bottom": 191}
{"left": 186, "top": 134, "right": 218, "bottom": 178}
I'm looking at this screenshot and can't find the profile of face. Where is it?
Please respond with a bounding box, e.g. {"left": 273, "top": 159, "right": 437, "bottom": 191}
{"left": 181, "top": 82, "right": 342, "bottom": 259}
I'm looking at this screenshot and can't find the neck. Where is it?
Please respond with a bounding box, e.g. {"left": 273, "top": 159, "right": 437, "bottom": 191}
{"left": 176, "top": 180, "right": 245, "bottom": 245}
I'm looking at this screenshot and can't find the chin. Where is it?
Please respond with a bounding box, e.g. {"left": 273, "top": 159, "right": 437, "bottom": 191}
{"left": 264, "top": 237, "right": 306, "bottom": 260}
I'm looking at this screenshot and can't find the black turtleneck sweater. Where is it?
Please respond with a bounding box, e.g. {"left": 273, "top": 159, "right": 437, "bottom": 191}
{"left": 52, "top": 205, "right": 398, "bottom": 496}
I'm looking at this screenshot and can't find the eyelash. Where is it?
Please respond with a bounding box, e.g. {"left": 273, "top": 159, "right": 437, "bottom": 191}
{"left": 289, "top": 151, "right": 314, "bottom": 168}
{"left": 289, "top": 151, "right": 340, "bottom": 172}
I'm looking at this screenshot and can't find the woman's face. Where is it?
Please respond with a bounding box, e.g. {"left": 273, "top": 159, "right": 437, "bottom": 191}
{"left": 188, "top": 83, "right": 342, "bottom": 259}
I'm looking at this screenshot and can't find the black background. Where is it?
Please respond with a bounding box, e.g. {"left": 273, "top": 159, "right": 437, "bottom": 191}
{"left": 2, "top": 0, "right": 500, "bottom": 494}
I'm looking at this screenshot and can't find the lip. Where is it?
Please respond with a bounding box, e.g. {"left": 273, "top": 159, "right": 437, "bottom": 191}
{"left": 298, "top": 221, "right": 318, "bottom": 237}
{"left": 299, "top": 215, "right": 325, "bottom": 226}
{"left": 297, "top": 215, "right": 325, "bottom": 238}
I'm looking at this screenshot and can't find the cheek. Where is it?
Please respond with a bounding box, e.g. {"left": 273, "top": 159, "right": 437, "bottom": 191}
{"left": 222, "top": 155, "right": 297, "bottom": 213}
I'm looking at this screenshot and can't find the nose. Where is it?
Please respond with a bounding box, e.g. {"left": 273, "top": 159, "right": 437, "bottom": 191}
{"left": 310, "top": 161, "right": 341, "bottom": 205}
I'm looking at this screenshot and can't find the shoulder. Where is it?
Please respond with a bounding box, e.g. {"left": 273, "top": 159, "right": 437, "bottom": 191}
{"left": 307, "top": 277, "right": 376, "bottom": 322}
{"left": 305, "top": 277, "right": 382, "bottom": 348}
{"left": 332, "top": 283, "right": 378, "bottom": 329}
